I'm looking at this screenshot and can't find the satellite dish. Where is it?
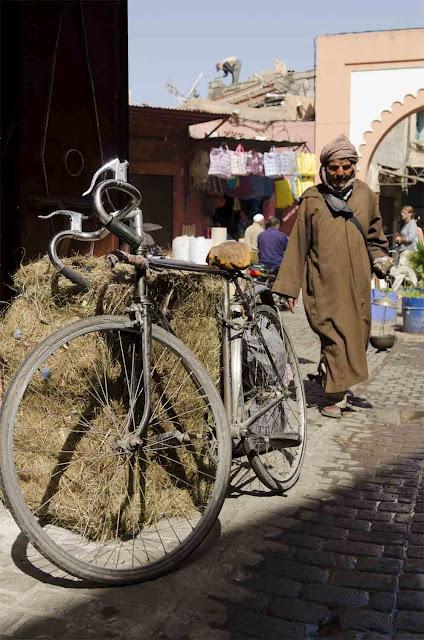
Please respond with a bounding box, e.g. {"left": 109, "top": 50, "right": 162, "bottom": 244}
{"left": 166, "top": 73, "right": 204, "bottom": 104}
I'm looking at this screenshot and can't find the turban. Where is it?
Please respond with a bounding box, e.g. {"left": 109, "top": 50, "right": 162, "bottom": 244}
{"left": 320, "top": 134, "right": 358, "bottom": 165}
{"left": 253, "top": 214, "right": 264, "bottom": 223}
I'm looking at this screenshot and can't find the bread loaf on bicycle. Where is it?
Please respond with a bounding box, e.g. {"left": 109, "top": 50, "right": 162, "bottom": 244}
{"left": 206, "top": 241, "right": 251, "bottom": 270}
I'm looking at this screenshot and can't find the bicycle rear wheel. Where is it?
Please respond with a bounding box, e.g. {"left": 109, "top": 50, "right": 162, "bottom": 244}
{"left": 0, "top": 316, "right": 230, "bottom": 585}
{"left": 241, "top": 305, "right": 307, "bottom": 492}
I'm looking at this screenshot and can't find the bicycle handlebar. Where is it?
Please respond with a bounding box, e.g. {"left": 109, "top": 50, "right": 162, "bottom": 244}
{"left": 93, "top": 179, "right": 143, "bottom": 249}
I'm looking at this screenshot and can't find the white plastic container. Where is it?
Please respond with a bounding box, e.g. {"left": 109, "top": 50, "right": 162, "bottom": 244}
{"left": 172, "top": 235, "right": 190, "bottom": 261}
{"left": 211, "top": 227, "right": 227, "bottom": 247}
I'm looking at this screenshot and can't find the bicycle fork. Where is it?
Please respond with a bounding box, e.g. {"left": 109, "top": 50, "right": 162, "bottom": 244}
{"left": 116, "top": 270, "right": 153, "bottom": 453}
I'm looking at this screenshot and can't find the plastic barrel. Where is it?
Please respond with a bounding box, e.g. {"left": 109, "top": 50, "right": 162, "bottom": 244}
{"left": 402, "top": 297, "right": 424, "bottom": 334}
{"left": 371, "top": 290, "right": 397, "bottom": 322}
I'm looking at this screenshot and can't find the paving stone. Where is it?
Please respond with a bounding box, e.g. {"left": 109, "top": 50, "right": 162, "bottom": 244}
{"left": 323, "top": 539, "right": 383, "bottom": 557}
{"left": 298, "top": 510, "right": 335, "bottom": 525}
{"left": 370, "top": 591, "right": 395, "bottom": 612}
{"left": 322, "top": 504, "right": 358, "bottom": 518}
{"left": 396, "top": 513, "right": 413, "bottom": 524}
{"left": 357, "top": 509, "right": 393, "bottom": 522}
{"left": 400, "top": 575, "right": 424, "bottom": 590}
{"left": 349, "top": 530, "right": 406, "bottom": 545}
{"left": 252, "top": 575, "right": 302, "bottom": 599}
{"left": 413, "top": 513, "right": 424, "bottom": 523}
{"left": 260, "top": 558, "right": 329, "bottom": 584}
{"left": 410, "top": 535, "right": 424, "bottom": 546}
{"left": 356, "top": 557, "right": 403, "bottom": 574}
{"left": 378, "top": 502, "right": 412, "bottom": 513}
{"left": 395, "top": 611, "right": 424, "bottom": 633}
{"left": 411, "top": 524, "right": 424, "bottom": 534}
{"left": 266, "top": 597, "right": 331, "bottom": 625}
{"left": 225, "top": 607, "right": 307, "bottom": 639}
{"left": 331, "top": 570, "right": 397, "bottom": 591}
{"left": 335, "top": 517, "right": 371, "bottom": 531}
{"left": 340, "top": 608, "right": 391, "bottom": 634}
{"left": 302, "top": 584, "right": 369, "bottom": 608}
{"left": 397, "top": 591, "right": 424, "bottom": 611}
{"left": 371, "top": 521, "right": 409, "bottom": 534}
{"left": 308, "top": 524, "right": 349, "bottom": 540}
{"left": 407, "top": 546, "right": 424, "bottom": 559}
{"left": 405, "top": 559, "right": 424, "bottom": 573}
{"left": 293, "top": 548, "right": 356, "bottom": 570}
{"left": 281, "top": 532, "right": 323, "bottom": 550}
{"left": 383, "top": 545, "right": 404, "bottom": 559}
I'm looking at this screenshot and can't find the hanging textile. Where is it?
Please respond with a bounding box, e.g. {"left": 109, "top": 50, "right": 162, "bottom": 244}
{"left": 275, "top": 179, "right": 294, "bottom": 209}
{"left": 296, "top": 152, "right": 316, "bottom": 177}
{"left": 230, "top": 144, "right": 248, "bottom": 176}
{"left": 189, "top": 149, "right": 210, "bottom": 188}
{"left": 294, "top": 176, "right": 315, "bottom": 199}
{"left": 264, "top": 147, "right": 282, "bottom": 178}
{"left": 279, "top": 149, "right": 297, "bottom": 176}
{"left": 246, "top": 150, "right": 264, "bottom": 175}
{"left": 208, "top": 145, "right": 232, "bottom": 179}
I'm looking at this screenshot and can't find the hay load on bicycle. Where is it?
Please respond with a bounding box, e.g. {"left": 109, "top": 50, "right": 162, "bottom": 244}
{"left": 0, "top": 159, "right": 305, "bottom": 585}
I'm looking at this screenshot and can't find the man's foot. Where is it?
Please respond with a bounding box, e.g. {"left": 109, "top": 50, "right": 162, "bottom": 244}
{"left": 320, "top": 404, "right": 342, "bottom": 419}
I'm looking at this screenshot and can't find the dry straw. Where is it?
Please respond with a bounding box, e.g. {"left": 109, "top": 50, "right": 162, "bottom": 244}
{"left": 0, "top": 256, "right": 224, "bottom": 538}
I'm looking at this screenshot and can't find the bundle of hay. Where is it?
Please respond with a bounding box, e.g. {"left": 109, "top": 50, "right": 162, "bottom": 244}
{"left": 0, "top": 256, "right": 224, "bottom": 538}
{"left": 0, "top": 255, "right": 223, "bottom": 384}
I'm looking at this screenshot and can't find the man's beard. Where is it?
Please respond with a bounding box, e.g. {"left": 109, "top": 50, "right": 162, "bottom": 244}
{"left": 320, "top": 166, "right": 356, "bottom": 197}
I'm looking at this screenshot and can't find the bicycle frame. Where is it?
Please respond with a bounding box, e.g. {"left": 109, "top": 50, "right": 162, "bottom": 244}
{"left": 123, "top": 208, "right": 286, "bottom": 447}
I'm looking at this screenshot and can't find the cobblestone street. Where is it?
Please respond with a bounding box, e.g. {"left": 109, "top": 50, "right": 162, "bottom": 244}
{"left": 1, "top": 304, "right": 423, "bottom": 640}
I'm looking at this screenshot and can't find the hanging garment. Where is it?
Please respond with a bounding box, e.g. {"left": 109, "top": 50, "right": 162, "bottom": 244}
{"left": 189, "top": 149, "right": 210, "bottom": 188}
{"left": 275, "top": 179, "right": 294, "bottom": 209}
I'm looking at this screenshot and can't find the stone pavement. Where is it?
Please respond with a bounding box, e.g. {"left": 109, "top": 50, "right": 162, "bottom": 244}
{"left": 1, "top": 304, "right": 423, "bottom": 640}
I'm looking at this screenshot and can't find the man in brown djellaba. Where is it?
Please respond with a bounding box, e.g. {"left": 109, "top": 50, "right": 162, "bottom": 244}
{"left": 273, "top": 135, "right": 392, "bottom": 418}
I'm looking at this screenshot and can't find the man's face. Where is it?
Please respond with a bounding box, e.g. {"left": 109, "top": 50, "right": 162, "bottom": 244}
{"left": 325, "top": 159, "right": 355, "bottom": 190}
{"left": 401, "top": 208, "right": 412, "bottom": 222}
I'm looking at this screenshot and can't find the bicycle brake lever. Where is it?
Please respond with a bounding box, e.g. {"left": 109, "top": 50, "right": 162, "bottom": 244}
{"left": 39, "top": 210, "right": 88, "bottom": 232}
{"left": 82, "top": 158, "right": 129, "bottom": 197}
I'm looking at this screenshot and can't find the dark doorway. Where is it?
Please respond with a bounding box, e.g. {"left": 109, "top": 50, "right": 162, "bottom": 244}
{"left": 129, "top": 174, "right": 173, "bottom": 250}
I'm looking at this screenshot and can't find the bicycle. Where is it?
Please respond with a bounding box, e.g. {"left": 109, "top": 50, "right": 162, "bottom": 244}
{"left": 0, "top": 160, "right": 307, "bottom": 585}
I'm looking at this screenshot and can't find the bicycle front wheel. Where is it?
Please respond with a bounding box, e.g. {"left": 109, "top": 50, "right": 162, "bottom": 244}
{"left": 0, "top": 316, "right": 231, "bottom": 584}
{"left": 242, "top": 305, "right": 307, "bottom": 492}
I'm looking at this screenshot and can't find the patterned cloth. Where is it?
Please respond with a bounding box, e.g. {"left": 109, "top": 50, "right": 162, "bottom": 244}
{"left": 320, "top": 134, "right": 358, "bottom": 165}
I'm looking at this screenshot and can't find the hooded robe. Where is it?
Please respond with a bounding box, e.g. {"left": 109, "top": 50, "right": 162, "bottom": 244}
{"left": 273, "top": 179, "right": 388, "bottom": 393}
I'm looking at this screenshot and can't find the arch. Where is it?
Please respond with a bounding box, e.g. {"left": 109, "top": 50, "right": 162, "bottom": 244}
{"left": 357, "top": 88, "right": 424, "bottom": 182}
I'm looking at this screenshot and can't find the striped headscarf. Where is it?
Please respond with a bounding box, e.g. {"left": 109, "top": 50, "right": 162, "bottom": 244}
{"left": 320, "top": 134, "right": 358, "bottom": 166}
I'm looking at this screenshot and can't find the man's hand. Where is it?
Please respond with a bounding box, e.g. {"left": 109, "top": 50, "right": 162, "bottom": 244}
{"left": 286, "top": 297, "right": 297, "bottom": 313}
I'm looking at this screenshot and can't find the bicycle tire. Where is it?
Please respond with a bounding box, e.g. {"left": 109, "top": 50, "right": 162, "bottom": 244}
{"left": 0, "top": 315, "right": 231, "bottom": 585}
{"left": 241, "top": 305, "right": 307, "bottom": 492}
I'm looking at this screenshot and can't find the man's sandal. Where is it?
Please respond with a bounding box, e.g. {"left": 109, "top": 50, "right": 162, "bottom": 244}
{"left": 320, "top": 405, "right": 342, "bottom": 419}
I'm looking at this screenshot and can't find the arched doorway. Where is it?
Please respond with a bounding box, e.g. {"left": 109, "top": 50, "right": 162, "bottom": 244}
{"left": 357, "top": 90, "right": 424, "bottom": 241}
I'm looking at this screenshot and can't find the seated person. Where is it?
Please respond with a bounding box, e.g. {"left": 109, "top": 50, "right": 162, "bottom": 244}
{"left": 258, "top": 216, "right": 288, "bottom": 272}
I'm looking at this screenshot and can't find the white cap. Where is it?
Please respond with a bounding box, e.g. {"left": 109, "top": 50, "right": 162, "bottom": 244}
{"left": 253, "top": 214, "right": 264, "bottom": 223}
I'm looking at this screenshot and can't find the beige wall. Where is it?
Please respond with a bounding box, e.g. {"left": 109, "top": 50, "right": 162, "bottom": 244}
{"left": 315, "top": 29, "right": 424, "bottom": 176}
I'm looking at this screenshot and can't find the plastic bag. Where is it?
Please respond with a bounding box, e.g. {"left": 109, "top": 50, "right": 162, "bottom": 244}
{"left": 208, "top": 145, "right": 232, "bottom": 179}
{"left": 230, "top": 144, "right": 248, "bottom": 176}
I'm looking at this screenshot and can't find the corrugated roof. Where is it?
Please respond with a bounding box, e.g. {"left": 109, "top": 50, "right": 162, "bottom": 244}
{"left": 129, "top": 103, "right": 235, "bottom": 128}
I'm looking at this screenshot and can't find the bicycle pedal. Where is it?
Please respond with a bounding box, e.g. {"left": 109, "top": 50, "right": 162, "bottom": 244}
{"left": 268, "top": 432, "right": 303, "bottom": 448}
